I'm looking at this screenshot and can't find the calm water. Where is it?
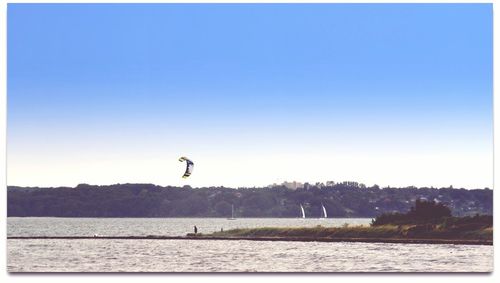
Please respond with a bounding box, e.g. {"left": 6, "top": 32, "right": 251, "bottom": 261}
{"left": 7, "top": 217, "right": 493, "bottom": 272}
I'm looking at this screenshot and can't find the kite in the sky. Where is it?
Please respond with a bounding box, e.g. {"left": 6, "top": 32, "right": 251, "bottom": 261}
{"left": 179, "top": 156, "right": 194, "bottom": 178}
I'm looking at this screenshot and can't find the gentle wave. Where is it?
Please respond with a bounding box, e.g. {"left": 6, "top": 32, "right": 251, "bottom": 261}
{"left": 7, "top": 217, "right": 493, "bottom": 272}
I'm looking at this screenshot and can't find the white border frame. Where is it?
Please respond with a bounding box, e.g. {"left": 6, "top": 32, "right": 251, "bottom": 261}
{"left": 0, "top": 1, "right": 496, "bottom": 281}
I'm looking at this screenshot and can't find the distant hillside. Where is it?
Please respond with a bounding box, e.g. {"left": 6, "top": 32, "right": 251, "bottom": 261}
{"left": 7, "top": 183, "right": 492, "bottom": 218}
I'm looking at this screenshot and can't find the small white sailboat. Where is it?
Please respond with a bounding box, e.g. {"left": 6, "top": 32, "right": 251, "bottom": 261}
{"left": 227, "top": 204, "right": 236, "bottom": 220}
{"left": 321, "top": 204, "right": 328, "bottom": 218}
{"left": 300, "top": 204, "right": 306, "bottom": 219}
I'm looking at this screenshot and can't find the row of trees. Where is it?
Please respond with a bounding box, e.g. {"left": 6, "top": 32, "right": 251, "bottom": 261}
{"left": 371, "top": 199, "right": 452, "bottom": 225}
{"left": 7, "top": 183, "right": 493, "bottom": 217}
{"left": 371, "top": 199, "right": 493, "bottom": 229}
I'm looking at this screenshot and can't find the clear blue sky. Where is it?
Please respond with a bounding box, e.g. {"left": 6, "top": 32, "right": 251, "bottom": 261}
{"left": 7, "top": 4, "right": 493, "bottom": 188}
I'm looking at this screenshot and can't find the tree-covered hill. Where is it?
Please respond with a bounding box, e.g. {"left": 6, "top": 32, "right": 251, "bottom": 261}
{"left": 7, "top": 183, "right": 492, "bottom": 218}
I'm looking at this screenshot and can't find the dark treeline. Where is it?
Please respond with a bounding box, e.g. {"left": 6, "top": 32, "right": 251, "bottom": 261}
{"left": 370, "top": 199, "right": 492, "bottom": 241}
{"left": 372, "top": 199, "right": 493, "bottom": 227}
{"left": 7, "top": 183, "right": 492, "bottom": 218}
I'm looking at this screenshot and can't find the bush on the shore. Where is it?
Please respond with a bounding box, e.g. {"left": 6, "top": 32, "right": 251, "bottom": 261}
{"left": 371, "top": 199, "right": 452, "bottom": 226}
{"left": 440, "top": 214, "right": 493, "bottom": 229}
{"left": 371, "top": 199, "right": 492, "bottom": 239}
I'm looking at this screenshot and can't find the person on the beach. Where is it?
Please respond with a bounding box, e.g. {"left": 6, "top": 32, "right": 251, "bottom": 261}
{"left": 194, "top": 225, "right": 198, "bottom": 234}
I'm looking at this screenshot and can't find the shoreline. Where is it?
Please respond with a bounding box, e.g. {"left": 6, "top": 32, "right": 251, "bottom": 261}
{"left": 6, "top": 236, "right": 493, "bottom": 246}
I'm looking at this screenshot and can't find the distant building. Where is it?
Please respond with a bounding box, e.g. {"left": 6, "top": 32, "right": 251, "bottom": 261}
{"left": 342, "top": 181, "right": 359, "bottom": 187}
{"left": 282, "top": 181, "right": 304, "bottom": 190}
{"left": 325, "top": 181, "right": 336, "bottom": 187}
{"left": 315, "top": 182, "right": 325, "bottom": 188}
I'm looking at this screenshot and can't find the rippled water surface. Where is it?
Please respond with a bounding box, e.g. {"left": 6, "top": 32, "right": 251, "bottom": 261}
{"left": 7, "top": 217, "right": 493, "bottom": 272}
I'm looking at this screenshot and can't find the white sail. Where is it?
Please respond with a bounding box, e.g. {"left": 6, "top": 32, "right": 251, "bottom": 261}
{"left": 300, "top": 204, "right": 305, "bottom": 218}
{"left": 322, "top": 205, "right": 328, "bottom": 218}
{"left": 227, "top": 204, "right": 236, "bottom": 220}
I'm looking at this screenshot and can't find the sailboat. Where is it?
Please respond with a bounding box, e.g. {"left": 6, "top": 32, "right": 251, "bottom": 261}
{"left": 227, "top": 204, "right": 236, "bottom": 220}
{"left": 300, "top": 204, "right": 306, "bottom": 219}
{"left": 321, "top": 204, "right": 328, "bottom": 218}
